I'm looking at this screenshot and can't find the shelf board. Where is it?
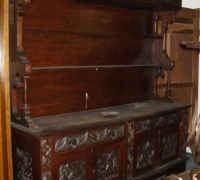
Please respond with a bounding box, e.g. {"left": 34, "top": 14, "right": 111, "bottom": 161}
{"left": 32, "top": 64, "right": 161, "bottom": 70}
{"left": 182, "top": 41, "right": 200, "bottom": 49}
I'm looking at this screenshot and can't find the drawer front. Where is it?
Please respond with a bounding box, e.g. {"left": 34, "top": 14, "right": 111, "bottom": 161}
{"left": 54, "top": 124, "right": 125, "bottom": 153}
{"left": 135, "top": 111, "right": 181, "bottom": 133}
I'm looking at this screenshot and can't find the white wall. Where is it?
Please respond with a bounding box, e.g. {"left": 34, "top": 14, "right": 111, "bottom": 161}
{"left": 182, "top": 0, "right": 200, "bottom": 8}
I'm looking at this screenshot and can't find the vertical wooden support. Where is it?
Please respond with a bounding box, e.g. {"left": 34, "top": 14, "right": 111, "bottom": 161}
{"left": 0, "top": 0, "right": 13, "bottom": 179}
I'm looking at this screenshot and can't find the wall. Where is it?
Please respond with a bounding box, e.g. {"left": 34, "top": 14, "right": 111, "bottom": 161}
{"left": 182, "top": 0, "right": 200, "bottom": 8}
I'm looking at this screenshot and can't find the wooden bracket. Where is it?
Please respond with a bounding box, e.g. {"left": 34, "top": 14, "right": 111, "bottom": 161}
{"left": 12, "top": 73, "right": 35, "bottom": 129}
{"left": 154, "top": 68, "right": 176, "bottom": 103}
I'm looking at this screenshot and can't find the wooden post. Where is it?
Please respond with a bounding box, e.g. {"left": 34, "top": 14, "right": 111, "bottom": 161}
{"left": 0, "top": 0, "right": 13, "bottom": 179}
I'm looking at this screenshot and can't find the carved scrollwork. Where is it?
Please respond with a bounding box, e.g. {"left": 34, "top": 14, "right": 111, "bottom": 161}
{"left": 59, "top": 159, "right": 86, "bottom": 180}
{"left": 41, "top": 139, "right": 51, "bottom": 167}
{"left": 97, "top": 149, "right": 120, "bottom": 180}
{"left": 16, "top": 148, "right": 33, "bottom": 180}
{"left": 42, "top": 171, "right": 52, "bottom": 180}
{"left": 55, "top": 125, "right": 124, "bottom": 152}
{"left": 137, "top": 139, "right": 155, "bottom": 169}
{"left": 41, "top": 139, "right": 52, "bottom": 180}
{"left": 161, "top": 132, "right": 177, "bottom": 159}
{"left": 127, "top": 148, "right": 133, "bottom": 170}
{"left": 127, "top": 122, "right": 134, "bottom": 179}
{"left": 136, "top": 118, "right": 157, "bottom": 132}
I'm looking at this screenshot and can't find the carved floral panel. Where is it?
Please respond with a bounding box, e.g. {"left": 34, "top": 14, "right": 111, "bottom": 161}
{"left": 97, "top": 149, "right": 120, "bottom": 180}
{"left": 136, "top": 139, "right": 155, "bottom": 169}
{"left": 55, "top": 125, "right": 124, "bottom": 152}
{"left": 161, "top": 132, "right": 177, "bottom": 159}
{"left": 127, "top": 122, "right": 134, "bottom": 180}
{"left": 16, "top": 148, "right": 33, "bottom": 180}
{"left": 41, "top": 138, "right": 52, "bottom": 180}
{"left": 59, "top": 159, "right": 86, "bottom": 180}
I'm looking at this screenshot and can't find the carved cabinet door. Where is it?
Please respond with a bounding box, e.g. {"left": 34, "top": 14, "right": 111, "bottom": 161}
{"left": 134, "top": 131, "right": 159, "bottom": 175}
{"left": 159, "top": 126, "right": 180, "bottom": 166}
{"left": 52, "top": 149, "right": 93, "bottom": 180}
{"left": 93, "top": 141, "right": 126, "bottom": 180}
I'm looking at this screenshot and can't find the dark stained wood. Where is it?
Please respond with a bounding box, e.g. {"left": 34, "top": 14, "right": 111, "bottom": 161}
{"left": 11, "top": 127, "right": 41, "bottom": 180}
{"left": 23, "top": 31, "right": 154, "bottom": 67}
{"left": 26, "top": 67, "right": 152, "bottom": 117}
{"left": 76, "top": 0, "right": 181, "bottom": 12}
{"left": 10, "top": 0, "right": 181, "bottom": 121}
{"left": 9, "top": 0, "right": 193, "bottom": 179}
{"left": 183, "top": 41, "right": 200, "bottom": 49}
{"left": 23, "top": 0, "right": 154, "bottom": 35}
{"left": 11, "top": 102, "right": 190, "bottom": 179}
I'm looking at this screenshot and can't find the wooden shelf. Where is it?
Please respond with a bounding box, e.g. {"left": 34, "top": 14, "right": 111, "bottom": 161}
{"left": 182, "top": 41, "right": 200, "bottom": 49}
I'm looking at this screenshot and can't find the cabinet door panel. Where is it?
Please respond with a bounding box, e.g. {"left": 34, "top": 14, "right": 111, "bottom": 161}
{"left": 93, "top": 141, "right": 126, "bottom": 180}
{"left": 53, "top": 149, "right": 93, "bottom": 180}
{"left": 159, "top": 126, "right": 180, "bottom": 166}
{"left": 134, "top": 131, "right": 159, "bottom": 175}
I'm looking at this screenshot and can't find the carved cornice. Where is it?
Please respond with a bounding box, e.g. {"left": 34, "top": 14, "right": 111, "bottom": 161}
{"left": 18, "top": 0, "right": 30, "bottom": 16}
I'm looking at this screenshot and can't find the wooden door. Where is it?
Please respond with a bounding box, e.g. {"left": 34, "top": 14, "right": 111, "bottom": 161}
{"left": 159, "top": 126, "right": 180, "bottom": 166}
{"left": 134, "top": 131, "right": 159, "bottom": 176}
{"left": 53, "top": 149, "right": 93, "bottom": 180}
{"left": 93, "top": 141, "right": 126, "bottom": 180}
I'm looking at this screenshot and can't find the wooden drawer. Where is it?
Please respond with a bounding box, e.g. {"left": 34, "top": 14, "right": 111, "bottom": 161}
{"left": 135, "top": 111, "right": 181, "bottom": 133}
{"left": 53, "top": 123, "right": 125, "bottom": 154}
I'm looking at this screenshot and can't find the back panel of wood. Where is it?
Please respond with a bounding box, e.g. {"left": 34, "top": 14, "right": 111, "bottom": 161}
{"left": 22, "top": 0, "right": 154, "bottom": 67}
{"left": 14, "top": 0, "right": 157, "bottom": 118}
{"left": 23, "top": 32, "right": 153, "bottom": 67}
{"left": 23, "top": 0, "right": 153, "bottom": 35}
{"left": 27, "top": 67, "right": 152, "bottom": 117}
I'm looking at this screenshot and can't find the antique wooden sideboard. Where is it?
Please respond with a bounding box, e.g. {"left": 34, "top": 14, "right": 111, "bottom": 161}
{"left": 9, "top": 0, "right": 193, "bottom": 179}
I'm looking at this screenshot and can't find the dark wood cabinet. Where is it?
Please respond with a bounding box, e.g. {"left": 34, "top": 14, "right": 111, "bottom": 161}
{"left": 9, "top": 0, "right": 194, "bottom": 179}
{"left": 11, "top": 102, "right": 190, "bottom": 179}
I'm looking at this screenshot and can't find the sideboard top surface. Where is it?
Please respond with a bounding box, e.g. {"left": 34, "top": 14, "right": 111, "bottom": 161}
{"left": 11, "top": 100, "right": 190, "bottom": 136}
